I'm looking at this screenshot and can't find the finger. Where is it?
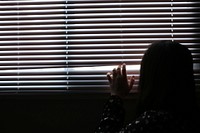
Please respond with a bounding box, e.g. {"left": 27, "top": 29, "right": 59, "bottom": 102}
{"left": 117, "top": 65, "right": 121, "bottom": 76}
{"left": 122, "top": 63, "right": 127, "bottom": 80}
{"left": 112, "top": 68, "right": 117, "bottom": 78}
{"left": 106, "top": 72, "right": 112, "bottom": 84}
{"left": 129, "top": 76, "right": 135, "bottom": 90}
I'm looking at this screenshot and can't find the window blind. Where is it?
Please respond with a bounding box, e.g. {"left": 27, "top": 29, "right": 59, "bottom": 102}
{"left": 0, "top": 0, "right": 68, "bottom": 93}
{"left": 0, "top": 0, "right": 199, "bottom": 94}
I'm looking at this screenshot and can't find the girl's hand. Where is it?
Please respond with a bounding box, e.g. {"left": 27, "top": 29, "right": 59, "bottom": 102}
{"left": 107, "top": 64, "right": 135, "bottom": 98}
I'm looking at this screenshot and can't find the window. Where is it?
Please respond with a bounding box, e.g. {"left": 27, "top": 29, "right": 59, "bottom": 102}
{"left": 0, "top": 0, "right": 199, "bottom": 94}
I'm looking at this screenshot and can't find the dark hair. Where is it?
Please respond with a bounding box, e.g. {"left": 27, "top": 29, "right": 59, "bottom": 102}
{"left": 136, "top": 40, "right": 197, "bottom": 120}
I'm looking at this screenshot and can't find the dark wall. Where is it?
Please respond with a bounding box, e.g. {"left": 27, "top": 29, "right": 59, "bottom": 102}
{"left": 0, "top": 93, "right": 199, "bottom": 133}
{"left": 0, "top": 94, "right": 104, "bottom": 133}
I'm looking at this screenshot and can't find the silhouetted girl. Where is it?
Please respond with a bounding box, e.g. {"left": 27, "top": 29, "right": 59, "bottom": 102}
{"left": 95, "top": 40, "right": 199, "bottom": 133}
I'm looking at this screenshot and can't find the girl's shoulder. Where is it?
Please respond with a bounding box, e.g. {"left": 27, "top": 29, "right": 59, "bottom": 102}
{"left": 123, "top": 110, "right": 184, "bottom": 133}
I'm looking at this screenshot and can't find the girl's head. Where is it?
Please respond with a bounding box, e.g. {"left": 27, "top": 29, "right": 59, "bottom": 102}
{"left": 137, "top": 40, "right": 196, "bottom": 117}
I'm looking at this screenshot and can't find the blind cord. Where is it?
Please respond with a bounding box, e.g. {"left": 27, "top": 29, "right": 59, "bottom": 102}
{"left": 120, "top": 0, "right": 124, "bottom": 64}
{"left": 17, "top": 1, "right": 20, "bottom": 92}
{"left": 65, "top": 2, "right": 69, "bottom": 90}
{"left": 171, "top": 0, "right": 174, "bottom": 41}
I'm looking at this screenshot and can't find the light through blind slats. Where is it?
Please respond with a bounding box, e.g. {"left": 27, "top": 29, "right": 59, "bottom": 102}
{"left": 0, "top": 0, "right": 199, "bottom": 94}
{"left": 0, "top": 0, "right": 68, "bottom": 93}
{"left": 65, "top": 0, "right": 200, "bottom": 93}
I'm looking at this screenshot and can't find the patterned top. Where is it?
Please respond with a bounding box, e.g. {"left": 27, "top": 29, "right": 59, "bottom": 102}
{"left": 95, "top": 95, "right": 187, "bottom": 133}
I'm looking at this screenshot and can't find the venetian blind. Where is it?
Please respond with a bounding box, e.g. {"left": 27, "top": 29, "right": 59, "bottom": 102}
{"left": 0, "top": 0, "right": 68, "bottom": 93}
{"left": 0, "top": 0, "right": 199, "bottom": 94}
